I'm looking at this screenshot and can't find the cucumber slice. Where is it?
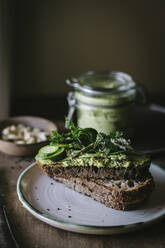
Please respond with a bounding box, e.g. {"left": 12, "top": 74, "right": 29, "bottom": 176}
{"left": 37, "top": 145, "right": 66, "bottom": 161}
{"left": 35, "top": 152, "right": 48, "bottom": 160}
{"left": 39, "top": 145, "right": 59, "bottom": 156}
{"left": 46, "top": 147, "right": 66, "bottom": 161}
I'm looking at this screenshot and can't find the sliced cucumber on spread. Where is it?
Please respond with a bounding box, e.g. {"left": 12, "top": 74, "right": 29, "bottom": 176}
{"left": 36, "top": 145, "right": 66, "bottom": 161}
{"left": 39, "top": 145, "right": 59, "bottom": 156}
{"left": 46, "top": 147, "right": 66, "bottom": 160}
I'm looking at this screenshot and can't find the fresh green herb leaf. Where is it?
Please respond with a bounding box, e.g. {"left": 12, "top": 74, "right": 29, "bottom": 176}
{"left": 65, "top": 117, "right": 77, "bottom": 131}
{"left": 49, "top": 130, "right": 65, "bottom": 144}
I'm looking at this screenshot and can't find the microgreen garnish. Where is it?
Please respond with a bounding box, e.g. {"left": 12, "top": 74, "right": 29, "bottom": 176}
{"left": 49, "top": 118, "right": 134, "bottom": 159}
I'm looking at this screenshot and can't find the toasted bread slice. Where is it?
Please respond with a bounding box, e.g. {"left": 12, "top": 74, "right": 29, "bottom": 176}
{"left": 38, "top": 161, "right": 154, "bottom": 210}
{"left": 54, "top": 175, "right": 154, "bottom": 210}
{"left": 37, "top": 160, "right": 150, "bottom": 181}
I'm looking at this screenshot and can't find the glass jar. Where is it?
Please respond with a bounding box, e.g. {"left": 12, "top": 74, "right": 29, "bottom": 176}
{"left": 66, "top": 71, "right": 146, "bottom": 136}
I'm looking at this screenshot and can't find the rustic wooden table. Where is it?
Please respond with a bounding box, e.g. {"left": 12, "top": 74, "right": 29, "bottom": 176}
{"left": 0, "top": 152, "right": 165, "bottom": 248}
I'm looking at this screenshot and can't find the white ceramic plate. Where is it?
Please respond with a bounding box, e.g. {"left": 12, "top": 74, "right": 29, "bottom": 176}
{"left": 17, "top": 163, "right": 165, "bottom": 235}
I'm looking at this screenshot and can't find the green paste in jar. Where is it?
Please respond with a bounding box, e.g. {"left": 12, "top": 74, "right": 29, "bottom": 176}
{"left": 75, "top": 82, "right": 136, "bottom": 136}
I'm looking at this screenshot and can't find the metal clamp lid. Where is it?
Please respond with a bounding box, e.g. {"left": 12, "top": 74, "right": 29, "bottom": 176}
{"left": 66, "top": 72, "right": 148, "bottom": 104}
{"left": 136, "top": 84, "right": 148, "bottom": 105}
{"left": 66, "top": 92, "right": 76, "bottom": 126}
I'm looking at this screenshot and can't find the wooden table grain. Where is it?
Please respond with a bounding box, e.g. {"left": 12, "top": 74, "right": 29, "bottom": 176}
{"left": 0, "top": 151, "right": 165, "bottom": 248}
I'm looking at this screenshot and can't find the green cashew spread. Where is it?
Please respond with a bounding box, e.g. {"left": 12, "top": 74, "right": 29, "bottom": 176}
{"left": 75, "top": 86, "right": 136, "bottom": 136}
{"left": 36, "top": 153, "right": 150, "bottom": 169}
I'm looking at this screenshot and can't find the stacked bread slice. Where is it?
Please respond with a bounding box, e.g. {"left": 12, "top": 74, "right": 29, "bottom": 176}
{"left": 37, "top": 157, "right": 154, "bottom": 210}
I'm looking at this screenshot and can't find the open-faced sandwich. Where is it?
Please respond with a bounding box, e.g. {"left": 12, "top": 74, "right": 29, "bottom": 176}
{"left": 35, "top": 119, "right": 155, "bottom": 211}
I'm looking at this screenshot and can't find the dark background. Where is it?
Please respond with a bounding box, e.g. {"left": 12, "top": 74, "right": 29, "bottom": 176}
{"left": 2, "top": 0, "right": 165, "bottom": 119}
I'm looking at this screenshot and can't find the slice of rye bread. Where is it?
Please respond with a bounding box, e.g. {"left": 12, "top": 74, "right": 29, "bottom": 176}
{"left": 37, "top": 160, "right": 150, "bottom": 180}
{"left": 54, "top": 175, "right": 155, "bottom": 210}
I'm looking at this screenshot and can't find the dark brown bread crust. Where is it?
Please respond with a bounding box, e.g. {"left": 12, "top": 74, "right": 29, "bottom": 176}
{"left": 38, "top": 161, "right": 150, "bottom": 180}
{"left": 53, "top": 176, "right": 154, "bottom": 210}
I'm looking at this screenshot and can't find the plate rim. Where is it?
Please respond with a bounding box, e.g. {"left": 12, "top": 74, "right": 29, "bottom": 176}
{"left": 17, "top": 162, "right": 165, "bottom": 235}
